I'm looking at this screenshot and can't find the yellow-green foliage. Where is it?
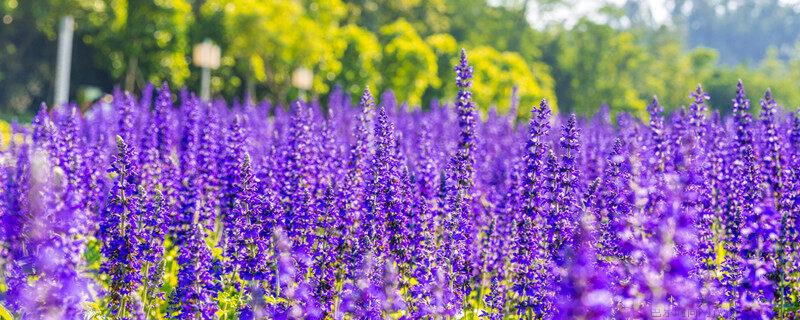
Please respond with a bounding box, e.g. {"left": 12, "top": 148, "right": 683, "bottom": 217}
{"left": 553, "top": 20, "right": 649, "bottom": 118}
{"left": 425, "top": 33, "right": 459, "bottom": 101}
{"left": 331, "top": 24, "right": 383, "bottom": 98}
{"left": 0, "top": 120, "right": 11, "bottom": 147}
{"left": 0, "top": 305, "right": 11, "bottom": 320}
{"left": 632, "top": 33, "right": 718, "bottom": 113}
{"left": 423, "top": 35, "right": 559, "bottom": 116}
{"left": 207, "top": 0, "right": 348, "bottom": 98}
{"left": 85, "top": 0, "right": 194, "bottom": 86}
{"left": 702, "top": 47, "right": 800, "bottom": 113}
{"left": 379, "top": 19, "right": 439, "bottom": 107}
{"left": 468, "top": 46, "right": 557, "bottom": 117}
{"left": 10, "top": 0, "right": 800, "bottom": 118}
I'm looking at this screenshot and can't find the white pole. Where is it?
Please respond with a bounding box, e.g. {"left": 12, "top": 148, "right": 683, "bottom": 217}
{"left": 200, "top": 67, "right": 210, "bottom": 101}
{"left": 193, "top": 40, "right": 219, "bottom": 101}
{"left": 54, "top": 16, "right": 74, "bottom": 107}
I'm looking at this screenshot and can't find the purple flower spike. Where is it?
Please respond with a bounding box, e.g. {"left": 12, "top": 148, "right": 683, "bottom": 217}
{"left": 443, "top": 48, "right": 479, "bottom": 299}
{"left": 170, "top": 221, "right": 219, "bottom": 319}
{"left": 98, "top": 136, "right": 144, "bottom": 317}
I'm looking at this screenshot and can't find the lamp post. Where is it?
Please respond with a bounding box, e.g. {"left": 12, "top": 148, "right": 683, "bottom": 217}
{"left": 292, "top": 67, "right": 313, "bottom": 101}
{"left": 54, "top": 16, "right": 74, "bottom": 107}
{"left": 193, "top": 40, "right": 221, "bottom": 101}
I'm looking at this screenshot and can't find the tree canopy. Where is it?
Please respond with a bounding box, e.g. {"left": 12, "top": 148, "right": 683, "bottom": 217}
{"left": 2, "top": 0, "right": 800, "bottom": 118}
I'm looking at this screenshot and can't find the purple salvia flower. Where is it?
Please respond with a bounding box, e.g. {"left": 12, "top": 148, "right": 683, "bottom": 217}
{"left": 220, "top": 115, "right": 246, "bottom": 238}
{"left": 543, "top": 148, "right": 560, "bottom": 237}
{"left": 688, "top": 85, "right": 709, "bottom": 130}
{"left": 280, "top": 102, "right": 317, "bottom": 251}
{"left": 582, "top": 105, "right": 613, "bottom": 183}
{"left": 381, "top": 90, "right": 398, "bottom": 118}
{"left": 512, "top": 99, "right": 554, "bottom": 316}
{"left": 364, "top": 104, "right": 411, "bottom": 264}
{"left": 139, "top": 187, "right": 167, "bottom": 315}
{"left": 240, "top": 282, "right": 270, "bottom": 319}
{"left": 340, "top": 254, "right": 383, "bottom": 319}
{"left": 54, "top": 106, "right": 90, "bottom": 268}
{"left": 270, "top": 227, "right": 323, "bottom": 320}
{"left": 227, "top": 153, "right": 268, "bottom": 280}
{"left": 724, "top": 81, "right": 765, "bottom": 310}
{"left": 668, "top": 107, "right": 689, "bottom": 172}
{"left": 140, "top": 82, "right": 154, "bottom": 110}
{"left": 3, "top": 144, "right": 90, "bottom": 319}
{"left": 151, "top": 83, "right": 180, "bottom": 236}
{"left": 647, "top": 96, "right": 668, "bottom": 173}
{"left": 659, "top": 178, "right": 705, "bottom": 318}
{"left": 170, "top": 221, "right": 219, "bottom": 319}
{"left": 139, "top": 111, "right": 160, "bottom": 185}
{"left": 31, "top": 103, "right": 54, "bottom": 146}
{"left": 443, "top": 48, "right": 479, "bottom": 298}
{"left": 341, "top": 88, "right": 375, "bottom": 278}
{"left": 340, "top": 256, "right": 409, "bottom": 319}
{"left": 615, "top": 175, "right": 708, "bottom": 319}
{"left": 554, "top": 214, "right": 613, "bottom": 319}
{"left": 481, "top": 151, "right": 523, "bottom": 320}
{"left": 81, "top": 143, "right": 108, "bottom": 233}
{"left": 595, "top": 138, "right": 633, "bottom": 264}
{"left": 737, "top": 205, "right": 779, "bottom": 318}
{"left": 685, "top": 85, "right": 710, "bottom": 169}
{"left": 550, "top": 114, "right": 581, "bottom": 264}
{"left": 759, "top": 89, "right": 784, "bottom": 197}
{"left": 696, "top": 120, "right": 730, "bottom": 282}
{"left": 789, "top": 109, "right": 800, "bottom": 159}
{"left": 1, "top": 143, "right": 31, "bottom": 314}
{"left": 116, "top": 91, "right": 137, "bottom": 148}
{"left": 408, "top": 121, "right": 447, "bottom": 315}
{"left": 758, "top": 89, "right": 795, "bottom": 312}
{"left": 174, "top": 163, "right": 200, "bottom": 243}
{"left": 309, "top": 184, "right": 341, "bottom": 314}
{"left": 178, "top": 97, "right": 200, "bottom": 179}
{"left": 196, "top": 109, "right": 222, "bottom": 229}
{"left": 98, "top": 136, "right": 144, "bottom": 317}
{"left": 380, "top": 260, "right": 407, "bottom": 314}
{"left": 154, "top": 83, "right": 175, "bottom": 156}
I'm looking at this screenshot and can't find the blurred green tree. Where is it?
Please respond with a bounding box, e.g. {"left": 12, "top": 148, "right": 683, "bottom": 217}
{"left": 0, "top": 0, "right": 111, "bottom": 113}
{"left": 469, "top": 46, "right": 557, "bottom": 116}
{"left": 342, "top": 0, "right": 451, "bottom": 36}
{"left": 4, "top": 0, "right": 800, "bottom": 119}
{"left": 328, "top": 24, "right": 383, "bottom": 100}
{"left": 203, "top": 0, "right": 347, "bottom": 103}
{"left": 423, "top": 33, "right": 458, "bottom": 104}
{"left": 87, "top": 0, "right": 193, "bottom": 90}
{"left": 378, "top": 19, "right": 438, "bottom": 107}
{"left": 545, "top": 20, "right": 648, "bottom": 118}
{"left": 632, "top": 28, "right": 715, "bottom": 112}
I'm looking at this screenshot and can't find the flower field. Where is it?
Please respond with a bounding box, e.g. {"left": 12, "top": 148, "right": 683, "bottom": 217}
{"left": 1, "top": 49, "right": 799, "bottom": 319}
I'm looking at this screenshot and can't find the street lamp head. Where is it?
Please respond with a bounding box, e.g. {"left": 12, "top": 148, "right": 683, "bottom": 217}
{"left": 193, "top": 40, "right": 221, "bottom": 70}
{"left": 292, "top": 67, "right": 313, "bottom": 91}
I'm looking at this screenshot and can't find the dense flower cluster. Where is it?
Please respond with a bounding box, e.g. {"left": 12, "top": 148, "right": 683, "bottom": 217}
{"left": 1, "top": 50, "right": 799, "bottom": 319}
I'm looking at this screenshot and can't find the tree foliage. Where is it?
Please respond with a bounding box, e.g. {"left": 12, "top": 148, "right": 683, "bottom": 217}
{"left": 88, "top": 0, "right": 194, "bottom": 89}
{"left": 469, "top": 46, "right": 556, "bottom": 115}
{"left": 3, "top": 0, "right": 800, "bottom": 119}
{"left": 546, "top": 20, "right": 647, "bottom": 117}
{"left": 329, "top": 24, "right": 383, "bottom": 99}
{"left": 378, "top": 19, "right": 439, "bottom": 107}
